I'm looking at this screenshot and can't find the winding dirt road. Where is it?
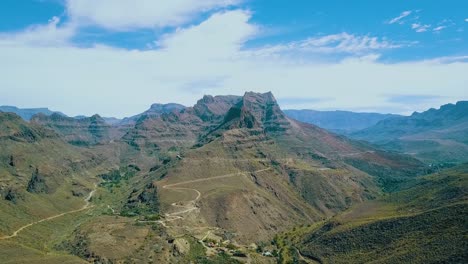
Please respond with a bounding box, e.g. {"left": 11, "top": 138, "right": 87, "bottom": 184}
{"left": 0, "top": 184, "right": 97, "bottom": 240}
{"left": 295, "top": 247, "right": 319, "bottom": 264}
{"left": 152, "top": 168, "right": 272, "bottom": 262}
{"left": 160, "top": 168, "right": 271, "bottom": 222}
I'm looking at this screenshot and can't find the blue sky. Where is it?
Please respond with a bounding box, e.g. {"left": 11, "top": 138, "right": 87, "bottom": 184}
{"left": 0, "top": 0, "right": 467, "bottom": 117}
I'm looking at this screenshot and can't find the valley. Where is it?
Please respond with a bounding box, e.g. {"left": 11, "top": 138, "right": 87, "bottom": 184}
{"left": 0, "top": 92, "right": 466, "bottom": 263}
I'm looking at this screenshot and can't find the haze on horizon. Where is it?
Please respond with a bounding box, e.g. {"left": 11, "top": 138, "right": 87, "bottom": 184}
{"left": 0, "top": 0, "right": 467, "bottom": 118}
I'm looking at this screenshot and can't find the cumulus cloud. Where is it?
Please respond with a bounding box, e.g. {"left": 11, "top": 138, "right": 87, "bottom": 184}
{"left": 66, "top": 0, "right": 241, "bottom": 30}
{"left": 0, "top": 10, "right": 466, "bottom": 117}
{"left": 388, "top": 11, "right": 412, "bottom": 24}
{"left": 0, "top": 16, "right": 75, "bottom": 46}
{"left": 156, "top": 10, "right": 257, "bottom": 58}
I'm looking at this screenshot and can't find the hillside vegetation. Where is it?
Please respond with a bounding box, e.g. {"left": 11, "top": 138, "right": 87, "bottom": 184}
{"left": 277, "top": 164, "right": 468, "bottom": 264}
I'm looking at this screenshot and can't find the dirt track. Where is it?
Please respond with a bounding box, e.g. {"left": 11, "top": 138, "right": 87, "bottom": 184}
{"left": 0, "top": 184, "right": 97, "bottom": 240}
{"left": 156, "top": 168, "right": 272, "bottom": 263}
{"left": 161, "top": 168, "right": 271, "bottom": 222}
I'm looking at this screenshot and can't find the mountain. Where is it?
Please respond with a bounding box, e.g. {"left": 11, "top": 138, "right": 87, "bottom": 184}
{"left": 277, "top": 163, "right": 468, "bottom": 264}
{"left": 120, "top": 95, "right": 243, "bottom": 165}
{"left": 101, "top": 117, "right": 122, "bottom": 125}
{"left": 120, "top": 92, "right": 425, "bottom": 244}
{"left": 0, "top": 112, "right": 110, "bottom": 240}
{"left": 351, "top": 101, "right": 468, "bottom": 163}
{"left": 120, "top": 103, "right": 186, "bottom": 125}
{"left": 283, "top": 109, "right": 400, "bottom": 134}
{"left": 0, "top": 105, "right": 66, "bottom": 121}
{"left": 0, "top": 92, "right": 437, "bottom": 263}
{"left": 75, "top": 115, "right": 122, "bottom": 125}
{"left": 30, "top": 113, "right": 114, "bottom": 146}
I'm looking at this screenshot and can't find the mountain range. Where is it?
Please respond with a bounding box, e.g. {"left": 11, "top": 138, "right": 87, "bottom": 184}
{"left": 350, "top": 101, "right": 468, "bottom": 163}
{"left": 283, "top": 109, "right": 400, "bottom": 134}
{"left": 0, "top": 105, "right": 65, "bottom": 121}
{"left": 0, "top": 92, "right": 465, "bottom": 263}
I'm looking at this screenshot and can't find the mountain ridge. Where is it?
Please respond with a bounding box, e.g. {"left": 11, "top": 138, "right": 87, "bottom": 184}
{"left": 0, "top": 105, "right": 66, "bottom": 121}
{"left": 350, "top": 101, "right": 468, "bottom": 163}
{"left": 284, "top": 109, "right": 400, "bottom": 134}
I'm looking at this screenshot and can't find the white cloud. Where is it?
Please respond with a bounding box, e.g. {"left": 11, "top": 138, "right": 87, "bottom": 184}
{"left": 424, "top": 56, "right": 468, "bottom": 64}
{"left": 433, "top": 26, "right": 446, "bottom": 32}
{"left": 248, "top": 33, "right": 405, "bottom": 58}
{"left": 66, "top": 0, "right": 241, "bottom": 30}
{"left": 411, "top": 23, "right": 431, "bottom": 33}
{"left": 465, "top": 18, "right": 468, "bottom": 22}
{"left": 299, "top": 33, "right": 402, "bottom": 53}
{"left": 388, "top": 11, "right": 412, "bottom": 24}
{"left": 0, "top": 10, "right": 467, "bottom": 117}
{"left": 0, "top": 16, "right": 75, "bottom": 46}
{"left": 156, "top": 10, "right": 257, "bottom": 58}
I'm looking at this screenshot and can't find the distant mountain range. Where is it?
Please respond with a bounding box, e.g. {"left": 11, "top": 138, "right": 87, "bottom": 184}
{"left": 0, "top": 105, "right": 65, "bottom": 120}
{"left": 350, "top": 101, "right": 468, "bottom": 163}
{"left": 1, "top": 104, "right": 400, "bottom": 133}
{"left": 283, "top": 109, "right": 400, "bottom": 133}
{"left": 1, "top": 105, "right": 127, "bottom": 126}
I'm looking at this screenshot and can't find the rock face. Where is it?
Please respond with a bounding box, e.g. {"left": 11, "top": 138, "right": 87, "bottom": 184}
{"left": 191, "top": 95, "right": 242, "bottom": 122}
{"left": 222, "top": 92, "right": 291, "bottom": 132}
{"left": 27, "top": 168, "right": 49, "bottom": 194}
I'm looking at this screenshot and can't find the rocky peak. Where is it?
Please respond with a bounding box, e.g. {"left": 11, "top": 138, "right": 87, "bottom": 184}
{"left": 191, "top": 95, "right": 242, "bottom": 122}
{"left": 199, "top": 95, "right": 215, "bottom": 104}
{"left": 222, "top": 92, "right": 291, "bottom": 133}
{"left": 148, "top": 103, "right": 185, "bottom": 114}
{"left": 89, "top": 114, "right": 103, "bottom": 121}
{"left": 121, "top": 103, "right": 185, "bottom": 125}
